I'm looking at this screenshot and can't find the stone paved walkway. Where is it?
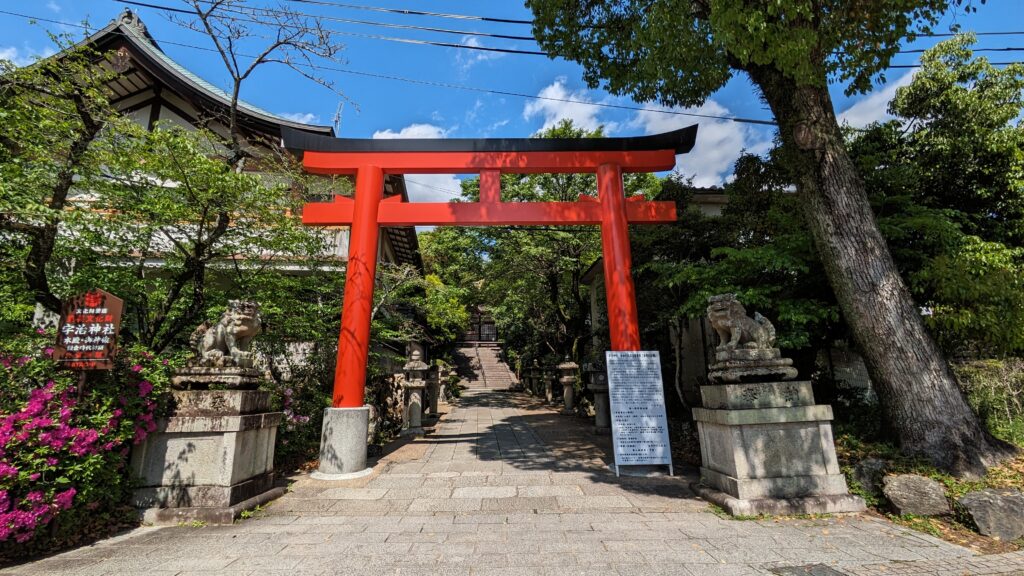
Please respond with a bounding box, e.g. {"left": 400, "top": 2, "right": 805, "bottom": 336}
{"left": 4, "top": 389, "right": 1024, "bottom": 576}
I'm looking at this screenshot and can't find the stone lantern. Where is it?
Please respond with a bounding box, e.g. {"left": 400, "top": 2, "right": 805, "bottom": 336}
{"left": 402, "top": 350, "right": 428, "bottom": 436}
{"left": 557, "top": 357, "right": 578, "bottom": 415}
{"left": 530, "top": 359, "right": 541, "bottom": 396}
{"left": 587, "top": 364, "right": 610, "bottom": 435}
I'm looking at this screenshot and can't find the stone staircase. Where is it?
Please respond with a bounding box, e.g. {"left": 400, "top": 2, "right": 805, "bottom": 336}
{"left": 454, "top": 343, "right": 517, "bottom": 390}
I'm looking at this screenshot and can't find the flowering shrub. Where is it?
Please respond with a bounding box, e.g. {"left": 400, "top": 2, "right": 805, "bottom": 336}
{"left": 0, "top": 330, "right": 173, "bottom": 559}
{"left": 265, "top": 360, "right": 331, "bottom": 470}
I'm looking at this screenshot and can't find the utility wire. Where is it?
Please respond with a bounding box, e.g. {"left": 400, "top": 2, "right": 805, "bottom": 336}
{"left": 0, "top": 9, "right": 778, "bottom": 124}
{"left": 118, "top": 0, "right": 1024, "bottom": 60}
{"left": 111, "top": 0, "right": 193, "bottom": 14}
{"left": 280, "top": 0, "right": 1024, "bottom": 36}
{"left": 404, "top": 178, "right": 462, "bottom": 197}
{"left": 917, "top": 31, "right": 1024, "bottom": 37}
{"left": 115, "top": 0, "right": 548, "bottom": 55}
{"left": 5, "top": 9, "right": 1022, "bottom": 126}
{"left": 234, "top": 4, "right": 535, "bottom": 41}
{"left": 898, "top": 46, "right": 1024, "bottom": 53}
{"left": 280, "top": 0, "right": 534, "bottom": 25}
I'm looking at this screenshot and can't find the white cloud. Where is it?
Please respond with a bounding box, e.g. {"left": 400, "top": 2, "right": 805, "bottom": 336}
{"left": 0, "top": 45, "right": 55, "bottom": 67}
{"left": 456, "top": 36, "right": 504, "bottom": 72}
{"left": 482, "top": 118, "right": 510, "bottom": 136}
{"left": 278, "top": 112, "right": 320, "bottom": 124}
{"left": 629, "top": 100, "right": 773, "bottom": 187}
{"left": 372, "top": 123, "right": 451, "bottom": 140}
{"left": 46, "top": 1, "right": 61, "bottom": 13}
{"left": 372, "top": 123, "right": 461, "bottom": 203}
{"left": 464, "top": 99, "right": 483, "bottom": 124}
{"left": 523, "top": 77, "right": 617, "bottom": 133}
{"left": 838, "top": 71, "right": 915, "bottom": 128}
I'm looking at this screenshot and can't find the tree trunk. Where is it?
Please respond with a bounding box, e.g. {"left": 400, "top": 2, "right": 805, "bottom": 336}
{"left": 24, "top": 91, "right": 105, "bottom": 314}
{"left": 747, "top": 65, "right": 1017, "bottom": 476}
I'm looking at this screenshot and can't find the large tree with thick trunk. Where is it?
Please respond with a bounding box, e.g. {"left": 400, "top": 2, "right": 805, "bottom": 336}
{"left": 526, "top": 0, "right": 1017, "bottom": 475}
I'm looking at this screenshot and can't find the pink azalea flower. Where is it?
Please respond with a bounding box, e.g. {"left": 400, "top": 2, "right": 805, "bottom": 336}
{"left": 54, "top": 488, "right": 76, "bottom": 510}
{"left": 138, "top": 381, "right": 153, "bottom": 397}
{"left": 130, "top": 364, "right": 143, "bottom": 373}
{"left": 0, "top": 463, "right": 17, "bottom": 478}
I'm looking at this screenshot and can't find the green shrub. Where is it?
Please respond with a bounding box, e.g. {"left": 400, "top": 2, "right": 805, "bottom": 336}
{"left": 953, "top": 359, "right": 1024, "bottom": 446}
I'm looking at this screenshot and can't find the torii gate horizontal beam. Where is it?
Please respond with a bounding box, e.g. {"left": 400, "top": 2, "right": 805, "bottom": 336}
{"left": 302, "top": 194, "right": 677, "bottom": 227}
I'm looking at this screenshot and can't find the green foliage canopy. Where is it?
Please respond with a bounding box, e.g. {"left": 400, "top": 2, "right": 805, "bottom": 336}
{"left": 527, "top": 0, "right": 963, "bottom": 107}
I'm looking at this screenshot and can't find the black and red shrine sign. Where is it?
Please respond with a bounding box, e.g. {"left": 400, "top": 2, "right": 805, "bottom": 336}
{"left": 53, "top": 289, "right": 124, "bottom": 370}
{"left": 283, "top": 125, "right": 698, "bottom": 408}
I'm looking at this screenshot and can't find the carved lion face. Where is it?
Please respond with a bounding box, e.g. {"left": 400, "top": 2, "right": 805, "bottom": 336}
{"left": 707, "top": 294, "right": 744, "bottom": 319}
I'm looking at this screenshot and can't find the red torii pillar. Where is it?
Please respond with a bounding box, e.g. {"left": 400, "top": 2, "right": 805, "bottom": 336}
{"left": 282, "top": 126, "right": 697, "bottom": 477}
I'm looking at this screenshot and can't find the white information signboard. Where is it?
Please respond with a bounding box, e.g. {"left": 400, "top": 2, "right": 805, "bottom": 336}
{"left": 605, "top": 351, "right": 673, "bottom": 476}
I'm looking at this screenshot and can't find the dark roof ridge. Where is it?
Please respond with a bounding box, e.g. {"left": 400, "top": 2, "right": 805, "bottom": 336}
{"left": 78, "top": 10, "right": 334, "bottom": 136}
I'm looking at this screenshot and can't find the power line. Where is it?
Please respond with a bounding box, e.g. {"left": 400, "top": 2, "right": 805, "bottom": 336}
{"left": 404, "top": 178, "right": 463, "bottom": 197}
{"left": 899, "top": 46, "right": 1024, "bottom": 53}
{"left": 233, "top": 4, "right": 535, "bottom": 41}
{"left": 277, "top": 1, "right": 1024, "bottom": 36}
{"left": 280, "top": 0, "right": 534, "bottom": 26}
{"left": 112, "top": 1, "right": 1024, "bottom": 61}
{"left": 889, "top": 61, "right": 1023, "bottom": 68}
{"left": 109, "top": 0, "right": 193, "bottom": 14}
{"left": 0, "top": 9, "right": 777, "bottom": 125}
{"left": 115, "top": 0, "right": 548, "bottom": 55}
{"left": 5, "top": 9, "right": 1021, "bottom": 126}
{"left": 917, "top": 31, "right": 1024, "bottom": 37}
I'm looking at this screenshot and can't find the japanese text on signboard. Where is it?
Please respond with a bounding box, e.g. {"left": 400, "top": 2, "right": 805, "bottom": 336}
{"left": 606, "top": 351, "right": 672, "bottom": 471}
{"left": 54, "top": 290, "right": 124, "bottom": 370}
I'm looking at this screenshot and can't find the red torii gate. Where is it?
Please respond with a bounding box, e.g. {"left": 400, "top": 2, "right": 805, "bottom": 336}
{"left": 282, "top": 126, "right": 697, "bottom": 409}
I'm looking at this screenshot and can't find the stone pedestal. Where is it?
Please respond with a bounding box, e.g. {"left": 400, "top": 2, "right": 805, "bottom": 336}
{"left": 170, "top": 367, "right": 262, "bottom": 390}
{"left": 543, "top": 372, "right": 555, "bottom": 404}
{"left": 692, "top": 380, "right": 865, "bottom": 516}
{"left": 561, "top": 377, "right": 576, "bottom": 414}
{"left": 131, "top": 389, "right": 283, "bottom": 524}
{"left": 708, "top": 348, "right": 797, "bottom": 383}
{"left": 589, "top": 373, "right": 610, "bottom": 435}
{"left": 313, "top": 406, "right": 372, "bottom": 480}
{"left": 426, "top": 370, "right": 441, "bottom": 416}
{"left": 438, "top": 368, "right": 449, "bottom": 404}
{"left": 402, "top": 382, "right": 425, "bottom": 436}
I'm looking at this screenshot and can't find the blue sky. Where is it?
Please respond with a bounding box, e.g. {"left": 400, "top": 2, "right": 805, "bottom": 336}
{"left": 1, "top": 1, "right": 1021, "bottom": 200}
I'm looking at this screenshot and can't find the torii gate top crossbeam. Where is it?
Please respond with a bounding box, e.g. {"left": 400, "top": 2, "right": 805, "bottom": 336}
{"left": 282, "top": 125, "right": 697, "bottom": 227}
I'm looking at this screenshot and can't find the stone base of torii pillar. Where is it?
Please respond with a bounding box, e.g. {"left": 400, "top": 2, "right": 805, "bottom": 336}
{"left": 312, "top": 406, "right": 373, "bottom": 481}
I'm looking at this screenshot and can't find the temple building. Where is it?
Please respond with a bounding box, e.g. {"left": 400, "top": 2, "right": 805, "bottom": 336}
{"left": 78, "top": 9, "right": 421, "bottom": 270}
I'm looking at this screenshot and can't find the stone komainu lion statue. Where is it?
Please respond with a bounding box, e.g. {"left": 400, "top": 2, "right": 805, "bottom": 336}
{"left": 190, "top": 300, "right": 263, "bottom": 368}
{"left": 706, "top": 294, "right": 776, "bottom": 351}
